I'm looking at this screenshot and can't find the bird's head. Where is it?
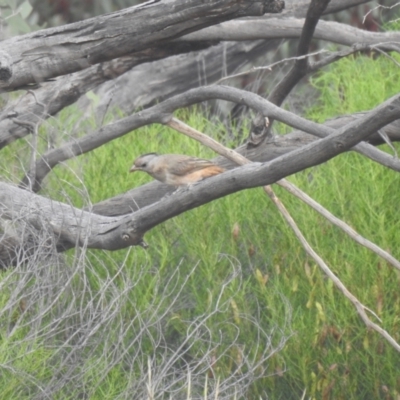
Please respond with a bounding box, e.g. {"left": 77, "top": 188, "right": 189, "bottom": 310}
{"left": 129, "top": 153, "right": 159, "bottom": 173}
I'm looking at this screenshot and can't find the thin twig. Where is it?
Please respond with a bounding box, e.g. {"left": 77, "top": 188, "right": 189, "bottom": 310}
{"left": 12, "top": 118, "right": 38, "bottom": 192}
{"left": 377, "top": 129, "right": 398, "bottom": 158}
{"left": 12, "top": 90, "right": 47, "bottom": 191}
{"left": 214, "top": 49, "right": 328, "bottom": 85}
{"left": 263, "top": 186, "right": 400, "bottom": 352}
{"left": 362, "top": 2, "right": 400, "bottom": 24}
{"left": 166, "top": 117, "right": 248, "bottom": 165}
{"left": 216, "top": 41, "right": 400, "bottom": 87}
{"left": 277, "top": 179, "right": 400, "bottom": 272}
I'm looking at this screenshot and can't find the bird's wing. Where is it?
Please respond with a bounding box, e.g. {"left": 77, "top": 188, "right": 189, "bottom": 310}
{"left": 165, "top": 155, "right": 219, "bottom": 176}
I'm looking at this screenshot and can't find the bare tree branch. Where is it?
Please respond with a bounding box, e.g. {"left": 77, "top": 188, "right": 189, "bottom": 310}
{"left": 0, "top": 88, "right": 398, "bottom": 265}
{"left": 0, "top": 0, "right": 284, "bottom": 91}
{"left": 20, "top": 85, "right": 400, "bottom": 192}
{"left": 183, "top": 17, "right": 400, "bottom": 47}
{"left": 0, "top": 40, "right": 276, "bottom": 149}
{"left": 4, "top": 14, "right": 400, "bottom": 148}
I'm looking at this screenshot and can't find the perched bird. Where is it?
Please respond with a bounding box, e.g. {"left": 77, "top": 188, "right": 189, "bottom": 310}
{"left": 129, "top": 153, "right": 225, "bottom": 186}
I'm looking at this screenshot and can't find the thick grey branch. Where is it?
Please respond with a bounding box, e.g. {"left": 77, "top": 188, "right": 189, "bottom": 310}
{"left": 183, "top": 18, "right": 400, "bottom": 48}
{"left": 3, "top": 90, "right": 400, "bottom": 263}
{"left": 0, "top": 183, "right": 145, "bottom": 253}
{"left": 0, "top": 40, "right": 276, "bottom": 149}
{"left": 4, "top": 15, "right": 398, "bottom": 148}
{"left": 0, "top": 0, "right": 284, "bottom": 91}
{"left": 75, "top": 92, "right": 400, "bottom": 236}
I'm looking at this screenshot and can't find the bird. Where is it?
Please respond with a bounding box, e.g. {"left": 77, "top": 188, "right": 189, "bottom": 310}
{"left": 129, "top": 153, "right": 225, "bottom": 186}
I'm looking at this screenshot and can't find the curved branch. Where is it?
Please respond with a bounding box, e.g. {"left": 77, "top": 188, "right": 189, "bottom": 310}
{"left": 183, "top": 18, "right": 400, "bottom": 48}
{"left": 0, "top": 183, "right": 145, "bottom": 253}
{"left": 20, "top": 85, "right": 400, "bottom": 193}
{"left": 0, "top": 90, "right": 398, "bottom": 263}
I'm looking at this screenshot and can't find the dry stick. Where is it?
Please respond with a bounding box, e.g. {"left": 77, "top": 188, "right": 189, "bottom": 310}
{"left": 166, "top": 118, "right": 249, "bottom": 165}
{"left": 166, "top": 116, "right": 400, "bottom": 353}
{"left": 216, "top": 41, "right": 400, "bottom": 87}
{"left": 263, "top": 186, "right": 400, "bottom": 353}
{"left": 214, "top": 49, "right": 329, "bottom": 85}
{"left": 12, "top": 118, "right": 39, "bottom": 191}
{"left": 12, "top": 90, "right": 47, "bottom": 191}
{"left": 362, "top": 2, "right": 400, "bottom": 24}
{"left": 278, "top": 179, "right": 400, "bottom": 271}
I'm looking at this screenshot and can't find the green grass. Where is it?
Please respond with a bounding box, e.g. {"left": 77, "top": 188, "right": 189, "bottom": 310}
{"left": 308, "top": 51, "right": 400, "bottom": 122}
{"left": 1, "top": 54, "right": 400, "bottom": 399}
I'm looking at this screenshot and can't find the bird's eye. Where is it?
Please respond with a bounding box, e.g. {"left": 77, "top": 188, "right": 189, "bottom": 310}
{"left": 141, "top": 162, "right": 147, "bottom": 168}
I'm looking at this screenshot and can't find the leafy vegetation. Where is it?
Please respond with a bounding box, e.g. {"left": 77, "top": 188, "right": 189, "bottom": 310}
{"left": 1, "top": 52, "right": 400, "bottom": 399}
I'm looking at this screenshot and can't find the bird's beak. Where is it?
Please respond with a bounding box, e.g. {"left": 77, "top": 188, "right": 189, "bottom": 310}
{"left": 129, "top": 165, "right": 138, "bottom": 173}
